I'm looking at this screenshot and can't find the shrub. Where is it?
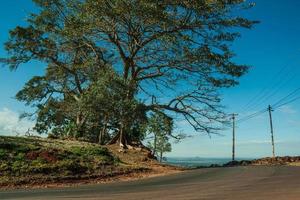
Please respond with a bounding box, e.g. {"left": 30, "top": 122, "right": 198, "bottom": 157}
{"left": 14, "top": 145, "right": 31, "bottom": 154}
{"left": 15, "top": 153, "right": 26, "bottom": 161}
{"left": 0, "top": 149, "right": 7, "bottom": 160}
{"left": 0, "top": 162, "right": 10, "bottom": 173}
{"left": 0, "top": 143, "right": 17, "bottom": 151}
{"left": 70, "top": 146, "right": 110, "bottom": 157}
{"left": 29, "top": 159, "right": 55, "bottom": 174}
{"left": 11, "top": 160, "right": 29, "bottom": 174}
{"left": 58, "top": 160, "right": 87, "bottom": 175}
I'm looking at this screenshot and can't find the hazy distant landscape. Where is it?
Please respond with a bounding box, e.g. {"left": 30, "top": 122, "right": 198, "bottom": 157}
{"left": 165, "top": 157, "right": 234, "bottom": 167}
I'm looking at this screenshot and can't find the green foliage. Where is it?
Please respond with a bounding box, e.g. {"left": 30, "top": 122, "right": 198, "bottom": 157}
{"left": 69, "top": 146, "right": 110, "bottom": 157}
{"left": 0, "top": 142, "right": 35, "bottom": 155}
{"left": 29, "top": 160, "right": 54, "bottom": 174}
{"left": 148, "top": 112, "right": 173, "bottom": 137}
{"left": 79, "top": 69, "right": 148, "bottom": 144}
{"left": 0, "top": 163, "right": 9, "bottom": 172}
{"left": 12, "top": 160, "right": 29, "bottom": 174}
{"left": 147, "top": 112, "right": 173, "bottom": 161}
{"left": 57, "top": 160, "right": 87, "bottom": 175}
{"left": 0, "top": 136, "right": 116, "bottom": 178}
{"left": 15, "top": 153, "right": 26, "bottom": 161}
{"left": 0, "top": 149, "right": 7, "bottom": 160}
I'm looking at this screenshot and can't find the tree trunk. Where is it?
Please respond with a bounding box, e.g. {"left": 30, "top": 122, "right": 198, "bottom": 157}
{"left": 153, "top": 134, "right": 157, "bottom": 156}
{"left": 118, "top": 123, "right": 128, "bottom": 149}
{"left": 108, "top": 132, "right": 120, "bottom": 145}
{"left": 159, "top": 151, "right": 163, "bottom": 162}
{"left": 98, "top": 126, "right": 106, "bottom": 145}
{"left": 107, "top": 124, "right": 129, "bottom": 150}
{"left": 76, "top": 113, "right": 85, "bottom": 138}
{"left": 99, "top": 116, "right": 108, "bottom": 145}
{"left": 107, "top": 83, "right": 137, "bottom": 148}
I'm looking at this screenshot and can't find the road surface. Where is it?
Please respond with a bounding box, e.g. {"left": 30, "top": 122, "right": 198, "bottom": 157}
{"left": 1, "top": 166, "right": 300, "bottom": 200}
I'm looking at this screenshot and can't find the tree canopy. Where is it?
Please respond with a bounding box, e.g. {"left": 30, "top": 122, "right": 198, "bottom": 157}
{"left": 1, "top": 0, "right": 257, "bottom": 148}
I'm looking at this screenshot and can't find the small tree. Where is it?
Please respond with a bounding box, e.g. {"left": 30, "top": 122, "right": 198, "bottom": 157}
{"left": 155, "top": 134, "right": 172, "bottom": 162}
{"left": 147, "top": 112, "right": 173, "bottom": 161}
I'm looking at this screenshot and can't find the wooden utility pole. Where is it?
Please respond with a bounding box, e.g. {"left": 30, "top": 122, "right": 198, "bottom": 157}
{"left": 268, "top": 105, "right": 275, "bottom": 158}
{"left": 232, "top": 114, "right": 238, "bottom": 161}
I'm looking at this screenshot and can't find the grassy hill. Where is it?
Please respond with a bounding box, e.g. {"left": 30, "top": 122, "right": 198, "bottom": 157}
{"left": 0, "top": 136, "right": 176, "bottom": 188}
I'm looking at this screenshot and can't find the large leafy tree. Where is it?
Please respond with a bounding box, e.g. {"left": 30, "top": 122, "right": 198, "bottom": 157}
{"left": 1, "top": 0, "right": 257, "bottom": 148}
{"left": 76, "top": 0, "right": 257, "bottom": 144}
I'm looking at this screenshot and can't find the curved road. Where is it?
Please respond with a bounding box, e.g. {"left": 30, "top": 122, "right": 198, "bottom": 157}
{"left": 1, "top": 166, "right": 300, "bottom": 200}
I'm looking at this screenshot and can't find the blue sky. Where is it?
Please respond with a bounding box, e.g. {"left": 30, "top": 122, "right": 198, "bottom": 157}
{"left": 0, "top": 0, "right": 300, "bottom": 158}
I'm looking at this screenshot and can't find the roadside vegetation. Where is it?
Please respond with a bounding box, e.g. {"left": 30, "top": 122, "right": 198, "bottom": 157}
{"left": 0, "top": 136, "right": 156, "bottom": 187}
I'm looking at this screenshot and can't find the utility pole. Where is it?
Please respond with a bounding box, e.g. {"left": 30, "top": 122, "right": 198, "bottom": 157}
{"left": 268, "top": 105, "right": 275, "bottom": 158}
{"left": 231, "top": 114, "right": 238, "bottom": 161}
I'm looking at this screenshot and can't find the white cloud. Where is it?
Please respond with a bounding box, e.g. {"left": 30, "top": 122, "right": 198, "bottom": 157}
{"left": 278, "top": 105, "right": 297, "bottom": 114}
{"left": 0, "top": 108, "right": 35, "bottom": 136}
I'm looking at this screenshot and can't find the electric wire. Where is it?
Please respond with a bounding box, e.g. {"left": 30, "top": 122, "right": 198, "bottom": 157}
{"left": 272, "top": 87, "right": 300, "bottom": 108}
{"left": 254, "top": 72, "right": 296, "bottom": 108}
{"left": 273, "top": 96, "right": 300, "bottom": 110}
{"left": 243, "top": 67, "right": 295, "bottom": 112}
{"left": 235, "top": 91, "right": 300, "bottom": 125}
{"left": 239, "top": 65, "right": 291, "bottom": 113}
{"left": 236, "top": 108, "right": 268, "bottom": 124}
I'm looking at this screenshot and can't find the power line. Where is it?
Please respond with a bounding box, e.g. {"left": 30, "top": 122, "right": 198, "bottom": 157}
{"left": 244, "top": 68, "right": 295, "bottom": 112}
{"left": 273, "top": 87, "right": 300, "bottom": 108}
{"left": 253, "top": 72, "right": 296, "bottom": 108}
{"left": 273, "top": 96, "right": 300, "bottom": 109}
{"left": 239, "top": 65, "right": 291, "bottom": 113}
{"left": 238, "top": 64, "right": 299, "bottom": 123}
{"left": 236, "top": 108, "right": 268, "bottom": 124}
{"left": 235, "top": 93, "right": 300, "bottom": 125}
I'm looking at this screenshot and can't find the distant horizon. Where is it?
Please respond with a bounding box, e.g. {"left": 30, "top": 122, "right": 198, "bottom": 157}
{"left": 166, "top": 156, "right": 257, "bottom": 159}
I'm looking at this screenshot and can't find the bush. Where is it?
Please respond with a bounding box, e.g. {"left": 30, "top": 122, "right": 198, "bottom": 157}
{"left": 11, "top": 160, "right": 29, "bottom": 174}
{"left": 0, "top": 143, "right": 17, "bottom": 151}
{"left": 0, "top": 162, "right": 10, "bottom": 173}
{"left": 29, "top": 159, "right": 55, "bottom": 174}
{"left": 15, "top": 153, "right": 26, "bottom": 161}
{"left": 0, "top": 149, "right": 7, "bottom": 160}
{"left": 58, "top": 160, "right": 87, "bottom": 175}
{"left": 0, "top": 141, "right": 40, "bottom": 153}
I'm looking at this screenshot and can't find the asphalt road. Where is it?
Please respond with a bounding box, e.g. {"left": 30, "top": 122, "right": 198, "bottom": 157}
{"left": 1, "top": 166, "right": 300, "bottom": 200}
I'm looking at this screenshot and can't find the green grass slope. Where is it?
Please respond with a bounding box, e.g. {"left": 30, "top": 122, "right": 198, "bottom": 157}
{"left": 0, "top": 136, "right": 149, "bottom": 187}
